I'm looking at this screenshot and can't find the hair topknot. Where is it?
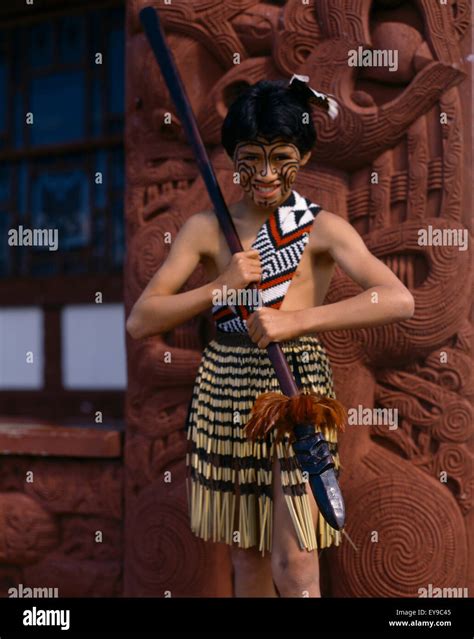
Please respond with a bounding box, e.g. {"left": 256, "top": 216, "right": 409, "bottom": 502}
{"left": 221, "top": 79, "right": 316, "bottom": 158}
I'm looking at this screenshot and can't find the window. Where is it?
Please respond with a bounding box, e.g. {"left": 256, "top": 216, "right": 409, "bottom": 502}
{"left": 0, "top": 1, "right": 125, "bottom": 424}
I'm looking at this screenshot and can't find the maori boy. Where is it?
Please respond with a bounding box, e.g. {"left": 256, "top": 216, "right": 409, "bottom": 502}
{"left": 127, "top": 79, "right": 415, "bottom": 597}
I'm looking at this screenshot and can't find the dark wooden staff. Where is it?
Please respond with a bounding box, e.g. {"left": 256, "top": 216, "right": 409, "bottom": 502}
{"left": 139, "top": 6, "right": 345, "bottom": 530}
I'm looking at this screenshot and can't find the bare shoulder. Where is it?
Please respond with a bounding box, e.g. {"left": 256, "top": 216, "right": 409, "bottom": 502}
{"left": 187, "top": 201, "right": 241, "bottom": 231}
{"left": 186, "top": 211, "right": 217, "bottom": 231}
{"left": 313, "top": 209, "right": 351, "bottom": 234}
{"left": 183, "top": 209, "right": 219, "bottom": 232}
{"left": 310, "top": 209, "right": 355, "bottom": 253}
{"left": 179, "top": 209, "right": 221, "bottom": 252}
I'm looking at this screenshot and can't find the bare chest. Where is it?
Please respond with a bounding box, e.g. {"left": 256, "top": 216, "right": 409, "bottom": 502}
{"left": 203, "top": 230, "right": 335, "bottom": 311}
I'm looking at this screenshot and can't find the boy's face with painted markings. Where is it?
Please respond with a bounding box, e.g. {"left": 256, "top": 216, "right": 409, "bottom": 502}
{"left": 234, "top": 137, "right": 311, "bottom": 209}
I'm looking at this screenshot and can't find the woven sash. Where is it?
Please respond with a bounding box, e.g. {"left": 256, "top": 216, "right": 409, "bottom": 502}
{"left": 212, "top": 190, "right": 321, "bottom": 333}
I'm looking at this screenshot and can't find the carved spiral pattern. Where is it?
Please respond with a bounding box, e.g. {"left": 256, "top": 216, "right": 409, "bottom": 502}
{"left": 432, "top": 401, "right": 472, "bottom": 443}
{"left": 321, "top": 329, "right": 363, "bottom": 366}
{"left": 127, "top": 475, "right": 206, "bottom": 595}
{"left": 128, "top": 213, "right": 182, "bottom": 298}
{"left": 435, "top": 444, "right": 468, "bottom": 480}
{"left": 338, "top": 475, "right": 467, "bottom": 597}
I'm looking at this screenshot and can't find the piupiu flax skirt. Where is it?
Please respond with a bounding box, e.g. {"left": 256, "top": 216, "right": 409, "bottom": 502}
{"left": 185, "top": 331, "right": 342, "bottom": 555}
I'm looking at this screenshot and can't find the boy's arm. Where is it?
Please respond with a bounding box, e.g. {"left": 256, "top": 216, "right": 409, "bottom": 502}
{"left": 126, "top": 212, "right": 215, "bottom": 339}
{"left": 297, "top": 210, "right": 415, "bottom": 333}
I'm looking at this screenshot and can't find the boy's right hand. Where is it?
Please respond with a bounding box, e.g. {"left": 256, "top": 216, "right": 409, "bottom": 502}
{"left": 214, "top": 249, "right": 262, "bottom": 292}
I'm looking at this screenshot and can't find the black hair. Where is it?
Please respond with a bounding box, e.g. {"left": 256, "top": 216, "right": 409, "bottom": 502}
{"left": 221, "top": 79, "right": 316, "bottom": 158}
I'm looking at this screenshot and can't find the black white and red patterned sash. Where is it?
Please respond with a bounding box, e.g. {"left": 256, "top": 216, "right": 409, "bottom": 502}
{"left": 212, "top": 190, "right": 321, "bottom": 333}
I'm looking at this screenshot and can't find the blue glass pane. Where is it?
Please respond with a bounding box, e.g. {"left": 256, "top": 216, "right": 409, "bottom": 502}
{"left": 95, "top": 150, "right": 107, "bottom": 208}
{"left": 63, "top": 254, "right": 87, "bottom": 275}
{"left": 91, "top": 74, "right": 102, "bottom": 136}
{"left": 91, "top": 10, "right": 102, "bottom": 51}
{"left": 110, "top": 147, "right": 123, "bottom": 190}
{"left": 0, "top": 53, "right": 7, "bottom": 135}
{"left": 107, "top": 28, "right": 124, "bottom": 116}
{"left": 34, "top": 155, "right": 57, "bottom": 167}
{"left": 0, "top": 165, "right": 10, "bottom": 203}
{"left": 0, "top": 211, "right": 12, "bottom": 277}
{"left": 31, "top": 260, "right": 59, "bottom": 277}
{"left": 30, "top": 71, "right": 85, "bottom": 146}
{"left": 14, "top": 90, "right": 23, "bottom": 148}
{"left": 112, "top": 197, "right": 124, "bottom": 267}
{"left": 92, "top": 208, "right": 106, "bottom": 262}
{"left": 11, "top": 28, "right": 21, "bottom": 87}
{"left": 108, "top": 118, "right": 123, "bottom": 135}
{"left": 29, "top": 22, "right": 54, "bottom": 68}
{"left": 109, "top": 6, "right": 125, "bottom": 23}
{"left": 59, "top": 15, "right": 85, "bottom": 64}
{"left": 30, "top": 168, "right": 90, "bottom": 250}
{"left": 17, "top": 161, "right": 28, "bottom": 219}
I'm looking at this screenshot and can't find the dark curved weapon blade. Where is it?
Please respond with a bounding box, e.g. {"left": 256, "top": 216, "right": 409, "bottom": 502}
{"left": 293, "top": 426, "right": 345, "bottom": 530}
{"left": 139, "top": 6, "right": 345, "bottom": 530}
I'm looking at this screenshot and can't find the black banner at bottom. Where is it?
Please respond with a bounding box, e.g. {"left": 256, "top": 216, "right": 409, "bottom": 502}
{"left": 0, "top": 596, "right": 472, "bottom": 636}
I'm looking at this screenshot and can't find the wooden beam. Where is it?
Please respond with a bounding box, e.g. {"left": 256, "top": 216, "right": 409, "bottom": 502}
{"left": 0, "top": 136, "right": 123, "bottom": 164}
{"left": 0, "top": 274, "right": 123, "bottom": 305}
{"left": 0, "top": 390, "right": 125, "bottom": 421}
{"left": 0, "top": 419, "right": 122, "bottom": 458}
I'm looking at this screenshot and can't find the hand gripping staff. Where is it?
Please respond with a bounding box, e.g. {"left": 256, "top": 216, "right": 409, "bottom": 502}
{"left": 139, "top": 6, "right": 346, "bottom": 531}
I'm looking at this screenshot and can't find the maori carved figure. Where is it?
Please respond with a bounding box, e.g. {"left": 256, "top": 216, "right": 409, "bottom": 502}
{"left": 125, "top": 0, "right": 471, "bottom": 596}
{"left": 0, "top": 459, "right": 123, "bottom": 597}
{"left": 0, "top": 493, "right": 58, "bottom": 565}
{"left": 23, "top": 460, "right": 123, "bottom": 519}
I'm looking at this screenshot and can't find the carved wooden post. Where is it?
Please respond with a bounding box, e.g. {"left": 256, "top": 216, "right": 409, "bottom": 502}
{"left": 124, "top": 0, "right": 471, "bottom": 596}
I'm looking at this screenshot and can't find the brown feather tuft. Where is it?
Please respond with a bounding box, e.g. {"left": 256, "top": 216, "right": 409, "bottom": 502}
{"left": 243, "top": 391, "right": 347, "bottom": 442}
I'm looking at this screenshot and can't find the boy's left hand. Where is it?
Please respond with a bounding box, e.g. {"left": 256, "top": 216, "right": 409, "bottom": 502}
{"left": 246, "top": 308, "right": 303, "bottom": 348}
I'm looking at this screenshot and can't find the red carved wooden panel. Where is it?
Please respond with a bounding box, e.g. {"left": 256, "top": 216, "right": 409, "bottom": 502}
{"left": 0, "top": 434, "right": 123, "bottom": 598}
{"left": 124, "top": 0, "right": 472, "bottom": 596}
